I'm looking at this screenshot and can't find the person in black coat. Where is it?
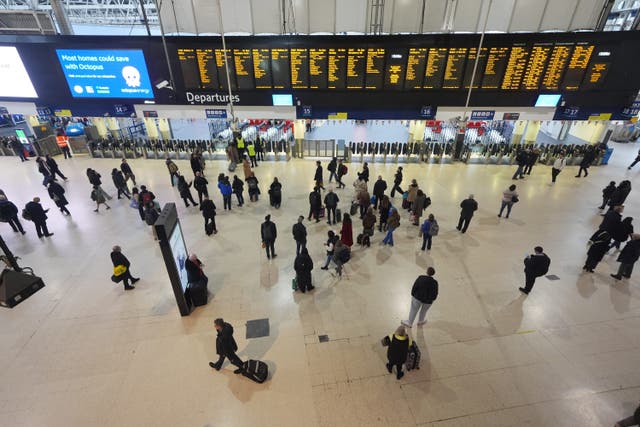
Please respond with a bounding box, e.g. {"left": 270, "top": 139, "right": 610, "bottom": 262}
{"left": 358, "top": 162, "right": 370, "bottom": 182}
{"left": 138, "top": 185, "right": 155, "bottom": 221}
{"left": 575, "top": 146, "right": 596, "bottom": 178}
{"left": 120, "top": 159, "right": 136, "bottom": 186}
{"left": 402, "top": 267, "right": 438, "bottom": 327}
{"left": 200, "top": 196, "right": 217, "bottom": 235}
{"left": 583, "top": 229, "right": 611, "bottom": 273}
{"left": 190, "top": 152, "right": 203, "bottom": 176}
{"left": 0, "top": 195, "right": 25, "bottom": 234}
{"left": 308, "top": 187, "right": 322, "bottom": 223}
{"left": 628, "top": 149, "right": 640, "bottom": 170}
{"left": 86, "top": 168, "right": 112, "bottom": 200}
{"left": 598, "top": 181, "right": 616, "bottom": 210}
{"left": 294, "top": 247, "right": 314, "bottom": 293}
{"left": 209, "top": 318, "right": 244, "bottom": 373}
{"left": 457, "top": 194, "right": 478, "bottom": 233}
{"left": 261, "top": 214, "right": 277, "bottom": 259}
{"left": 269, "top": 177, "right": 282, "bottom": 208}
{"left": 383, "top": 326, "right": 412, "bottom": 380}
{"left": 232, "top": 175, "right": 244, "bottom": 206}
{"left": 611, "top": 234, "right": 640, "bottom": 280}
{"left": 193, "top": 171, "right": 209, "bottom": 204}
{"left": 610, "top": 217, "right": 633, "bottom": 251}
{"left": 512, "top": 149, "right": 528, "bottom": 180}
{"left": 519, "top": 246, "right": 551, "bottom": 294}
{"left": 327, "top": 157, "right": 337, "bottom": 183}
{"left": 37, "top": 157, "right": 55, "bottom": 186}
{"left": 314, "top": 161, "right": 325, "bottom": 190}
{"left": 323, "top": 188, "right": 339, "bottom": 225}
{"left": 390, "top": 166, "right": 403, "bottom": 197}
{"left": 600, "top": 205, "right": 623, "bottom": 233}
{"left": 110, "top": 245, "right": 139, "bottom": 290}
{"left": 10, "top": 136, "right": 27, "bottom": 162}
{"left": 24, "top": 197, "right": 53, "bottom": 238}
{"left": 372, "top": 176, "right": 387, "bottom": 209}
{"left": 45, "top": 155, "right": 67, "bottom": 181}
{"left": 47, "top": 181, "right": 70, "bottom": 215}
{"left": 111, "top": 168, "right": 130, "bottom": 199}
{"left": 292, "top": 216, "right": 307, "bottom": 256}
{"left": 177, "top": 175, "right": 198, "bottom": 207}
{"left": 185, "top": 254, "right": 207, "bottom": 284}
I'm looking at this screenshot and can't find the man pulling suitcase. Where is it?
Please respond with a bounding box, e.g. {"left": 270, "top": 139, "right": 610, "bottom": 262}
{"left": 209, "top": 318, "right": 244, "bottom": 374}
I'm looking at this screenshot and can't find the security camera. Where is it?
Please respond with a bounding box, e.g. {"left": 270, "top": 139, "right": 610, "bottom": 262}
{"left": 155, "top": 80, "right": 173, "bottom": 90}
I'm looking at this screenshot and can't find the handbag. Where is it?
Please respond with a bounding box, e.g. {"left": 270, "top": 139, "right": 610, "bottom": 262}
{"left": 381, "top": 335, "right": 391, "bottom": 347}
{"left": 113, "top": 265, "right": 127, "bottom": 276}
{"left": 511, "top": 195, "right": 519, "bottom": 203}
{"left": 291, "top": 277, "right": 298, "bottom": 290}
{"left": 261, "top": 242, "right": 266, "bottom": 248}
{"left": 130, "top": 198, "right": 139, "bottom": 209}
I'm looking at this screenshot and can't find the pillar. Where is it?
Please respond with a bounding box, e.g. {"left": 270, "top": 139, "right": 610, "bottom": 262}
{"left": 511, "top": 120, "right": 527, "bottom": 144}
{"left": 523, "top": 121, "right": 541, "bottom": 144}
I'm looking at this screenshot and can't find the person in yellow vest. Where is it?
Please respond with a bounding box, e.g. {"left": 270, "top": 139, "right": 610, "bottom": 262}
{"left": 236, "top": 135, "right": 245, "bottom": 158}
{"left": 247, "top": 142, "right": 257, "bottom": 167}
{"left": 56, "top": 135, "right": 72, "bottom": 159}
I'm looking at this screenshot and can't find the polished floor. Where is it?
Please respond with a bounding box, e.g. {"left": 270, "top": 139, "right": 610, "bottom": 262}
{"left": 0, "top": 143, "right": 639, "bottom": 427}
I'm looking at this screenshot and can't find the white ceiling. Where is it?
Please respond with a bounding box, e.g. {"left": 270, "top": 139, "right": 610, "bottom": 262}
{"left": 158, "top": 0, "right": 608, "bottom": 35}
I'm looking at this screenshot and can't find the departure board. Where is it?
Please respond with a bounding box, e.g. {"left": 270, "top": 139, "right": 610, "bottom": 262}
{"left": 214, "top": 49, "right": 236, "bottom": 90}
{"left": 233, "top": 48, "right": 253, "bottom": 90}
{"left": 520, "top": 44, "right": 552, "bottom": 90}
{"left": 442, "top": 48, "right": 467, "bottom": 89}
{"left": 423, "top": 48, "right": 448, "bottom": 89}
{"left": 347, "top": 48, "right": 366, "bottom": 89}
{"left": 463, "top": 47, "right": 487, "bottom": 89}
{"left": 177, "top": 48, "right": 200, "bottom": 89}
{"left": 581, "top": 61, "right": 611, "bottom": 90}
{"left": 481, "top": 47, "right": 509, "bottom": 89}
{"left": 328, "top": 48, "right": 347, "bottom": 89}
{"left": 252, "top": 48, "right": 272, "bottom": 89}
{"left": 561, "top": 43, "right": 594, "bottom": 90}
{"left": 271, "top": 48, "right": 290, "bottom": 89}
{"left": 290, "top": 48, "right": 309, "bottom": 88}
{"left": 309, "top": 48, "right": 328, "bottom": 89}
{"left": 196, "top": 48, "right": 218, "bottom": 89}
{"left": 541, "top": 44, "right": 573, "bottom": 90}
{"left": 384, "top": 49, "right": 406, "bottom": 90}
{"left": 365, "top": 48, "right": 385, "bottom": 89}
{"left": 405, "top": 48, "right": 427, "bottom": 90}
{"left": 501, "top": 45, "right": 530, "bottom": 90}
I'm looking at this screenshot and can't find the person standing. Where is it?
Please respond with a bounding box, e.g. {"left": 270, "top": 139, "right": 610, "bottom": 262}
{"left": 120, "top": 159, "right": 136, "bottom": 186}
{"left": 599, "top": 181, "right": 617, "bottom": 210}
{"left": 10, "top": 137, "right": 27, "bottom": 162}
{"left": 91, "top": 185, "right": 111, "bottom": 212}
{"left": 177, "top": 175, "right": 198, "bottom": 208}
{"left": 217, "top": 176, "right": 232, "bottom": 211}
{"left": 200, "top": 196, "right": 218, "bottom": 235}
{"left": 324, "top": 187, "right": 339, "bottom": 225}
{"left": 320, "top": 230, "right": 339, "bottom": 270}
{"left": 406, "top": 179, "right": 419, "bottom": 211}
{"left": 294, "top": 248, "right": 314, "bottom": 293}
{"left": 608, "top": 181, "right": 632, "bottom": 209}
{"left": 268, "top": 177, "right": 282, "bottom": 209}
{"left": 242, "top": 157, "right": 253, "bottom": 180}
{"left": 232, "top": 175, "right": 244, "bottom": 207}
{"left": 628, "top": 149, "right": 640, "bottom": 170}
{"left": 611, "top": 234, "right": 640, "bottom": 280}
{"left": 412, "top": 189, "right": 427, "bottom": 226}
{"left": 583, "top": 229, "right": 611, "bottom": 273}
{"left": 144, "top": 202, "right": 160, "bottom": 239}
{"left": 551, "top": 153, "right": 566, "bottom": 184}
{"left": 457, "top": 194, "right": 478, "bottom": 233}
{"left": 292, "top": 216, "right": 307, "bottom": 256}
{"left": 420, "top": 214, "right": 438, "bottom": 251}
{"left": 0, "top": 195, "right": 25, "bottom": 234}
{"left": 524, "top": 148, "right": 539, "bottom": 175}
{"left": 314, "top": 160, "right": 325, "bottom": 190}
{"left": 24, "top": 197, "right": 53, "bottom": 237}
{"left": 166, "top": 158, "right": 179, "bottom": 186}
{"left": 261, "top": 215, "right": 277, "bottom": 259}
{"left": 246, "top": 172, "right": 260, "bottom": 202}
{"left": 358, "top": 162, "right": 370, "bottom": 183}
{"left": 110, "top": 245, "right": 140, "bottom": 291}
{"left": 56, "top": 135, "right": 72, "bottom": 158}
{"left": 111, "top": 168, "right": 130, "bottom": 200}
{"left": 336, "top": 159, "right": 347, "bottom": 189}
{"left": 378, "top": 195, "right": 391, "bottom": 232}
{"left": 247, "top": 142, "right": 257, "bottom": 167}
{"left": 308, "top": 187, "right": 322, "bottom": 223}
{"left": 512, "top": 149, "right": 527, "bottom": 180}
{"left": 383, "top": 326, "right": 412, "bottom": 380}
{"left": 600, "top": 205, "right": 624, "bottom": 233}
{"left": 255, "top": 138, "right": 264, "bottom": 161}
{"left": 327, "top": 157, "right": 337, "bottom": 183}
{"left": 194, "top": 171, "right": 209, "bottom": 204}
{"left": 341, "top": 213, "right": 353, "bottom": 248}
{"left": 575, "top": 146, "right": 595, "bottom": 178}
{"left": 610, "top": 217, "right": 634, "bottom": 251}
{"left": 47, "top": 181, "right": 70, "bottom": 215}
{"left": 358, "top": 187, "right": 371, "bottom": 219}
{"left": 45, "top": 155, "right": 68, "bottom": 181}
{"left": 372, "top": 175, "right": 387, "bottom": 209}
{"left": 519, "top": 246, "right": 551, "bottom": 294}
{"left": 138, "top": 185, "right": 156, "bottom": 221}
{"left": 382, "top": 208, "right": 400, "bottom": 246}
{"left": 190, "top": 152, "right": 203, "bottom": 176}
{"left": 402, "top": 266, "right": 438, "bottom": 328}
{"left": 498, "top": 184, "right": 519, "bottom": 218}
{"left": 209, "top": 319, "right": 245, "bottom": 374}
{"left": 390, "top": 166, "right": 403, "bottom": 198}
{"left": 362, "top": 207, "right": 377, "bottom": 244}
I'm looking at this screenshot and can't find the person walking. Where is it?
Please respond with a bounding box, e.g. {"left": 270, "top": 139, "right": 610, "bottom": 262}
{"left": 498, "top": 184, "right": 519, "bottom": 218}
{"left": 47, "top": 181, "right": 70, "bottom": 215}
{"left": 599, "top": 181, "right": 617, "bottom": 210}
{"left": 209, "top": 319, "right": 245, "bottom": 374}
{"left": 314, "top": 160, "right": 325, "bottom": 190}
{"left": 372, "top": 175, "right": 387, "bottom": 209}
{"left": 0, "top": 195, "right": 25, "bottom": 234}
{"left": 261, "top": 214, "right": 277, "bottom": 259}
{"left": 190, "top": 152, "right": 203, "bottom": 176}
{"left": 382, "top": 208, "right": 400, "bottom": 246}
{"left": 86, "top": 168, "right": 112, "bottom": 200}
{"left": 246, "top": 172, "right": 260, "bottom": 202}
{"left": 91, "top": 185, "right": 111, "bottom": 212}
{"left": 600, "top": 205, "right": 624, "bottom": 233}
{"left": 200, "top": 196, "right": 218, "bottom": 235}
{"left": 358, "top": 162, "right": 369, "bottom": 183}
{"left": 336, "top": 159, "right": 347, "bottom": 189}
{"left": 628, "top": 149, "right": 640, "bottom": 170}
{"left": 610, "top": 217, "right": 634, "bottom": 251}
{"left": 268, "top": 177, "right": 282, "bottom": 209}
{"left": 324, "top": 187, "right": 339, "bottom": 225}
{"left": 420, "top": 214, "right": 438, "bottom": 251}
{"left": 111, "top": 168, "right": 131, "bottom": 200}
{"left": 406, "top": 179, "right": 419, "bottom": 211}
{"left": 247, "top": 142, "right": 257, "bottom": 167}
{"left": 378, "top": 195, "right": 391, "bottom": 232}
{"left": 512, "top": 149, "right": 527, "bottom": 180}
{"left": 519, "top": 246, "right": 551, "bottom": 294}
{"left": 36, "top": 156, "right": 55, "bottom": 186}
{"left": 402, "top": 267, "right": 438, "bottom": 328}
{"left": 390, "top": 167, "right": 403, "bottom": 198}
{"left": 217, "top": 176, "right": 232, "bottom": 210}
{"left": 332, "top": 239, "right": 350, "bottom": 277}
{"left": 583, "top": 229, "right": 611, "bottom": 273}
{"left": 294, "top": 247, "right": 314, "bottom": 293}
{"left": 551, "top": 153, "right": 567, "bottom": 184}
{"left": 341, "top": 213, "right": 353, "bottom": 247}
{"left": 292, "top": 216, "right": 307, "bottom": 256}
{"left": 24, "top": 197, "right": 53, "bottom": 237}
{"left": 120, "top": 159, "right": 136, "bottom": 186}
{"left": 308, "top": 187, "right": 322, "bottom": 223}
{"left": 166, "top": 158, "right": 179, "bottom": 186}
{"left": 45, "top": 155, "right": 68, "bottom": 181}
{"left": 383, "top": 325, "right": 412, "bottom": 380}
{"left": 327, "top": 157, "right": 337, "bottom": 183}
{"left": 457, "top": 194, "right": 478, "bottom": 233}
{"left": 194, "top": 171, "right": 209, "bottom": 204}
{"left": 611, "top": 234, "right": 640, "bottom": 280}
{"left": 614, "top": 402, "right": 640, "bottom": 427}
{"left": 575, "top": 146, "right": 596, "bottom": 178}
{"left": 320, "top": 230, "right": 339, "bottom": 270}
{"left": 110, "top": 245, "right": 140, "bottom": 291}
{"left": 411, "top": 189, "right": 428, "bottom": 226}
{"left": 524, "top": 148, "right": 539, "bottom": 175}
{"left": 177, "top": 175, "right": 198, "bottom": 208}
{"left": 232, "top": 175, "right": 245, "bottom": 207}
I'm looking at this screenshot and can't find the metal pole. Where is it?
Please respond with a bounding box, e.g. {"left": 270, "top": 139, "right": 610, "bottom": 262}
{"left": 0, "top": 235, "right": 21, "bottom": 272}
{"left": 216, "top": 0, "right": 236, "bottom": 125}
{"left": 50, "top": 0, "right": 74, "bottom": 35}
{"left": 138, "top": 0, "right": 151, "bottom": 36}
{"left": 419, "top": 0, "right": 426, "bottom": 33}
{"left": 463, "top": 0, "right": 492, "bottom": 118}
{"left": 154, "top": 0, "right": 176, "bottom": 92}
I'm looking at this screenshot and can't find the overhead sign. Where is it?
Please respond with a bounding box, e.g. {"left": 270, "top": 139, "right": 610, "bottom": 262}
{"left": 502, "top": 112, "right": 520, "bottom": 120}
{"left": 420, "top": 106, "right": 436, "bottom": 119}
{"left": 143, "top": 110, "right": 158, "bottom": 118}
{"left": 0, "top": 46, "right": 38, "bottom": 98}
{"left": 205, "top": 108, "right": 227, "bottom": 119}
{"left": 301, "top": 105, "right": 313, "bottom": 117}
{"left": 470, "top": 110, "right": 495, "bottom": 120}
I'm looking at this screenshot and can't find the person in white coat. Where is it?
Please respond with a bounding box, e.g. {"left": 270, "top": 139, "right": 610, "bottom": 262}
{"left": 551, "top": 153, "right": 566, "bottom": 184}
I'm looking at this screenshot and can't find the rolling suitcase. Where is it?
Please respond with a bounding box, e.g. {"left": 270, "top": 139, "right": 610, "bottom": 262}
{"left": 318, "top": 207, "right": 325, "bottom": 218}
{"left": 228, "top": 162, "right": 237, "bottom": 172}
{"left": 187, "top": 277, "right": 208, "bottom": 307}
{"left": 350, "top": 202, "right": 358, "bottom": 216}
{"left": 406, "top": 342, "right": 421, "bottom": 371}
{"left": 242, "top": 359, "right": 269, "bottom": 383}
{"left": 336, "top": 208, "right": 342, "bottom": 223}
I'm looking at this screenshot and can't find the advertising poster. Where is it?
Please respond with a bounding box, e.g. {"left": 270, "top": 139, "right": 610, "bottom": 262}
{"left": 0, "top": 46, "right": 38, "bottom": 98}
{"left": 168, "top": 222, "right": 189, "bottom": 291}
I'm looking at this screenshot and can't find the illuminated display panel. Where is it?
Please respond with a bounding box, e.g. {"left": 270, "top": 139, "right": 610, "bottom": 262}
{"left": 501, "top": 45, "right": 530, "bottom": 90}
{"left": 177, "top": 48, "right": 200, "bottom": 89}
{"left": 309, "top": 48, "right": 328, "bottom": 89}
{"left": 581, "top": 58, "right": 611, "bottom": 90}
{"left": 365, "top": 48, "right": 385, "bottom": 89}
{"left": 481, "top": 47, "right": 509, "bottom": 89}
{"left": 541, "top": 44, "right": 573, "bottom": 90}
{"left": 271, "top": 48, "right": 290, "bottom": 89}
{"left": 404, "top": 48, "right": 427, "bottom": 90}
{"left": 328, "top": 48, "right": 347, "bottom": 89}
{"left": 233, "top": 48, "right": 253, "bottom": 90}
{"left": 463, "top": 47, "right": 487, "bottom": 89}
{"left": 347, "top": 48, "right": 366, "bottom": 89}
{"left": 196, "top": 48, "right": 218, "bottom": 89}
{"left": 252, "top": 48, "right": 272, "bottom": 89}
{"left": 520, "top": 44, "right": 552, "bottom": 90}
{"left": 384, "top": 49, "right": 406, "bottom": 90}
{"left": 214, "top": 49, "right": 236, "bottom": 90}
{"left": 561, "top": 43, "right": 594, "bottom": 90}
{"left": 423, "top": 47, "right": 448, "bottom": 89}
{"left": 290, "top": 48, "right": 309, "bottom": 89}
{"left": 442, "top": 47, "right": 467, "bottom": 89}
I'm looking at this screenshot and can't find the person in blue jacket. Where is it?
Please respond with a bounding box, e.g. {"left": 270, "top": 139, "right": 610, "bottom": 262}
{"left": 218, "top": 176, "right": 233, "bottom": 211}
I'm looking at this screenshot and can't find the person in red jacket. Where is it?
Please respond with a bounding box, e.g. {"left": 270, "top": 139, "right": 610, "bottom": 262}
{"left": 340, "top": 213, "right": 353, "bottom": 247}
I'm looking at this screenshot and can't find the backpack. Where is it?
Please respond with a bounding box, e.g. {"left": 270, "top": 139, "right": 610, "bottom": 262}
{"left": 338, "top": 248, "right": 351, "bottom": 263}
{"left": 424, "top": 197, "right": 431, "bottom": 209}
{"left": 248, "top": 179, "right": 258, "bottom": 190}
{"left": 340, "top": 164, "right": 348, "bottom": 175}
{"left": 428, "top": 221, "right": 439, "bottom": 236}
{"left": 145, "top": 209, "right": 158, "bottom": 226}
{"left": 141, "top": 192, "right": 153, "bottom": 205}
{"left": 21, "top": 208, "right": 32, "bottom": 221}
{"left": 537, "top": 255, "right": 551, "bottom": 277}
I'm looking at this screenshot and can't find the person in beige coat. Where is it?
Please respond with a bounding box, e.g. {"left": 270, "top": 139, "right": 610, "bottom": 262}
{"left": 406, "top": 179, "right": 419, "bottom": 205}
{"left": 242, "top": 157, "right": 253, "bottom": 180}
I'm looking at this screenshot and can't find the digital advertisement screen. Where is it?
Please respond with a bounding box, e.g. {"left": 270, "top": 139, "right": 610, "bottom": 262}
{"left": 56, "top": 49, "right": 153, "bottom": 98}
{"left": 0, "top": 46, "right": 38, "bottom": 98}
{"left": 535, "top": 94, "right": 561, "bottom": 107}
{"left": 169, "top": 221, "right": 189, "bottom": 291}
{"left": 272, "top": 94, "right": 293, "bottom": 106}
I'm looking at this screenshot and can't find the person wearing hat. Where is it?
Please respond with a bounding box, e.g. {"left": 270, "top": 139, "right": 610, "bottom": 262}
{"left": 260, "top": 214, "right": 277, "bottom": 259}
{"left": 110, "top": 245, "right": 139, "bottom": 291}
{"left": 209, "top": 318, "right": 244, "bottom": 374}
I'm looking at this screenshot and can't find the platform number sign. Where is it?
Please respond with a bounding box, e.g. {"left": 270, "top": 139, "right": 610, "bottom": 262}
{"left": 470, "top": 110, "right": 495, "bottom": 120}
{"left": 420, "top": 106, "right": 436, "bottom": 119}
{"left": 621, "top": 101, "right": 640, "bottom": 118}
{"left": 302, "top": 105, "right": 313, "bottom": 117}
